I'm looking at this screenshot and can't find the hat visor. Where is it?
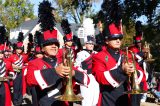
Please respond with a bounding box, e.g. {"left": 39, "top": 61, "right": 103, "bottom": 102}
{"left": 42, "top": 39, "right": 59, "bottom": 47}
{"left": 107, "top": 34, "right": 123, "bottom": 40}
{"left": 135, "top": 40, "right": 142, "bottom": 43}
{"left": 85, "top": 41, "right": 95, "bottom": 44}
{"left": 64, "top": 39, "right": 73, "bottom": 42}
{"left": 16, "top": 47, "right": 23, "bottom": 50}
{"left": 35, "top": 51, "right": 43, "bottom": 54}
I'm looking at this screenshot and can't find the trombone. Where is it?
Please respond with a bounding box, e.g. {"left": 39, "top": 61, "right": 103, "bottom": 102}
{"left": 124, "top": 48, "right": 147, "bottom": 94}
{"left": 56, "top": 48, "right": 83, "bottom": 101}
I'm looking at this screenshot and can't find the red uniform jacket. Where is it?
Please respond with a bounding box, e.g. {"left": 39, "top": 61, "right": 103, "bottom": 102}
{"left": 8, "top": 53, "right": 28, "bottom": 67}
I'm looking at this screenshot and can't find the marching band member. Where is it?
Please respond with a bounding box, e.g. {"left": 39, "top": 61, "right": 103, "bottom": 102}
{"left": 57, "top": 19, "right": 78, "bottom": 63}
{"left": 0, "top": 45, "right": 13, "bottom": 106}
{"left": 129, "top": 21, "right": 148, "bottom": 103}
{"left": 24, "top": 46, "right": 43, "bottom": 106}
{"left": 74, "top": 35, "right": 99, "bottom": 106}
{"left": 92, "top": 4, "right": 146, "bottom": 105}
{"left": 57, "top": 19, "right": 81, "bottom": 96}
{"left": 0, "top": 25, "right": 14, "bottom": 106}
{"left": 26, "top": 1, "right": 90, "bottom": 105}
{"left": 8, "top": 32, "right": 28, "bottom": 105}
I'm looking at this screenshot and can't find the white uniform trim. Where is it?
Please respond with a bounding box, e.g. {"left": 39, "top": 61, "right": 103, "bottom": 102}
{"left": 135, "top": 54, "right": 142, "bottom": 63}
{"left": 76, "top": 67, "right": 87, "bottom": 73}
{"left": 0, "top": 67, "right": 5, "bottom": 74}
{"left": 110, "top": 56, "right": 122, "bottom": 70}
{"left": 24, "top": 68, "right": 27, "bottom": 76}
{"left": 143, "top": 62, "right": 148, "bottom": 80}
{"left": 83, "top": 73, "right": 89, "bottom": 87}
{"left": 0, "top": 72, "right": 6, "bottom": 77}
{"left": 34, "top": 70, "right": 48, "bottom": 90}
{"left": 104, "top": 56, "right": 122, "bottom": 88}
{"left": 104, "top": 71, "right": 120, "bottom": 88}
{"left": 74, "top": 50, "right": 91, "bottom": 67}
{"left": 9, "top": 72, "right": 15, "bottom": 76}
{"left": 74, "top": 50, "right": 93, "bottom": 74}
{"left": 14, "top": 56, "right": 22, "bottom": 64}
{"left": 47, "top": 84, "right": 61, "bottom": 97}
{"left": 137, "top": 70, "right": 143, "bottom": 84}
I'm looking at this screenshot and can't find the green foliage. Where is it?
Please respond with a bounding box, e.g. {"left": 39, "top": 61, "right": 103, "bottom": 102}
{"left": 54, "top": 0, "right": 99, "bottom": 23}
{"left": 0, "top": 0, "right": 35, "bottom": 31}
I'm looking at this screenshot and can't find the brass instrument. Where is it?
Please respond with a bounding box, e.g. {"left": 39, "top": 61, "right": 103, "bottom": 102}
{"left": 0, "top": 76, "right": 13, "bottom": 85}
{"left": 56, "top": 48, "right": 83, "bottom": 101}
{"left": 0, "top": 76, "right": 13, "bottom": 81}
{"left": 124, "top": 49, "right": 147, "bottom": 94}
{"left": 12, "top": 64, "right": 22, "bottom": 73}
{"left": 144, "top": 41, "right": 155, "bottom": 62}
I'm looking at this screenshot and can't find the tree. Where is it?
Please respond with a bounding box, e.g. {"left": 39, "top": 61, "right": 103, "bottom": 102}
{"left": 123, "top": 0, "right": 159, "bottom": 25}
{"left": 0, "top": 0, "right": 35, "bottom": 31}
{"left": 54, "top": 0, "right": 100, "bottom": 23}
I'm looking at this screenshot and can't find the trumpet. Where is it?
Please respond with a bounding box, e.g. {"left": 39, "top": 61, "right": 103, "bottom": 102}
{"left": 56, "top": 48, "right": 83, "bottom": 101}
{"left": 124, "top": 48, "right": 147, "bottom": 94}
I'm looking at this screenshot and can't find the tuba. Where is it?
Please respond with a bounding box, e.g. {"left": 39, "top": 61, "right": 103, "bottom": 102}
{"left": 56, "top": 47, "right": 83, "bottom": 101}
{"left": 124, "top": 48, "right": 147, "bottom": 94}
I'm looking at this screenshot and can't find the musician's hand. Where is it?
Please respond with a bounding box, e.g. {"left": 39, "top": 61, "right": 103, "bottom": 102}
{"left": 122, "top": 62, "right": 134, "bottom": 76}
{"left": 55, "top": 63, "right": 70, "bottom": 77}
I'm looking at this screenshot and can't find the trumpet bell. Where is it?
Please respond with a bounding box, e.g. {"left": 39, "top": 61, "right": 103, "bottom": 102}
{"left": 55, "top": 93, "right": 83, "bottom": 101}
{"left": 55, "top": 80, "right": 83, "bottom": 101}
{"left": 124, "top": 89, "right": 147, "bottom": 94}
{"left": 124, "top": 81, "right": 148, "bottom": 94}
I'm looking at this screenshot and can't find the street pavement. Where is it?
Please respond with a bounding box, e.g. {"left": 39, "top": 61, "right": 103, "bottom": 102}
{"left": 13, "top": 94, "right": 159, "bottom": 106}
{"left": 18, "top": 95, "right": 160, "bottom": 106}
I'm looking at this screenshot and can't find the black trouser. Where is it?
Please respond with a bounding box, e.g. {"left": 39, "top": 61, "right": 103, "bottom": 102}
{"left": 35, "top": 86, "right": 64, "bottom": 106}
{"left": 13, "top": 72, "right": 23, "bottom": 105}
{"left": 30, "top": 87, "right": 38, "bottom": 106}
{"left": 130, "top": 94, "right": 142, "bottom": 106}
{"left": 0, "top": 83, "right": 5, "bottom": 106}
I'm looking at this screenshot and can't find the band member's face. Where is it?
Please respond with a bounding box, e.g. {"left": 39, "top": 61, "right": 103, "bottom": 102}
{"left": 97, "top": 21, "right": 103, "bottom": 33}
{"left": 107, "top": 38, "right": 122, "bottom": 49}
{"left": 4, "top": 51, "right": 9, "bottom": 56}
{"left": 136, "top": 42, "right": 142, "bottom": 48}
{"left": 0, "top": 53, "right": 4, "bottom": 59}
{"left": 85, "top": 43, "right": 94, "bottom": 51}
{"left": 65, "top": 41, "right": 73, "bottom": 47}
{"left": 16, "top": 49, "right": 23, "bottom": 54}
{"left": 35, "top": 54, "right": 43, "bottom": 58}
{"left": 8, "top": 51, "right": 12, "bottom": 55}
{"left": 42, "top": 44, "right": 58, "bottom": 56}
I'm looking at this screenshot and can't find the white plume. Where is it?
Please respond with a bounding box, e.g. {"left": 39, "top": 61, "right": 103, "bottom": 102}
{"left": 82, "top": 18, "right": 95, "bottom": 37}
